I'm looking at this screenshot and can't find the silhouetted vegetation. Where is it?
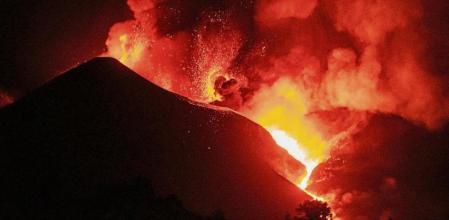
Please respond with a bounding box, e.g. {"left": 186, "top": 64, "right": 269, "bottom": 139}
{"left": 61, "top": 177, "right": 225, "bottom": 220}
{"left": 286, "top": 199, "right": 332, "bottom": 220}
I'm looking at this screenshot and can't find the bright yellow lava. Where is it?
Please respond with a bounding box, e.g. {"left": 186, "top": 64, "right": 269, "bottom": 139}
{"left": 203, "top": 66, "right": 225, "bottom": 102}
{"left": 244, "top": 78, "right": 329, "bottom": 200}
{"left": 269, "top": 128, "right": 319, "bottom": 189}
{"left": 269, "top": 128, "right": 324, "bottom": 200}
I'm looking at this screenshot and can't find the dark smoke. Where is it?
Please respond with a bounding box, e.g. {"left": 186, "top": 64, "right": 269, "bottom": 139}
{"left": 100, "top": 0, "right": 449, "bottom": 219}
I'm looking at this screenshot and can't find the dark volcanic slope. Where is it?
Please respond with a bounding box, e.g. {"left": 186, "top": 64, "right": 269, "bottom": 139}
{"left": 0, "top": 58, "right": 308, "bottom": 219}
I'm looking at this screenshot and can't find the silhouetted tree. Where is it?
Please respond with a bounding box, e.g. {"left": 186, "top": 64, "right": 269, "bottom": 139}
{"left": 290, "top": 199, "right": 332, "bottom": 220}
{"left": 60, "top": 177, "right": 226, "bottom": 219}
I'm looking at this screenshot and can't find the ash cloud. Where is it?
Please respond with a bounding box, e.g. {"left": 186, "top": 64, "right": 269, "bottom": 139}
{"left": 106, "top": 0, "right": 449, "bottom": 129}
{"left": 308, "top": 114, "right": 449, "bottom": 219}
{"left": 104, "top": 0, "right": 449, "bottom": 218}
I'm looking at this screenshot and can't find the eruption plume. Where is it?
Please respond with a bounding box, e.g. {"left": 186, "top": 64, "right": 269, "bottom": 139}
{"left": 104, "top": 0, "right": 449, "bottom": 218}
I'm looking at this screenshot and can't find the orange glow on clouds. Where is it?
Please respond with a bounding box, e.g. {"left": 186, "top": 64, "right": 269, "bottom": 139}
{"left": 102, "top": 1, "right": 449, "bottom": 211}
{"left": 106, "top": 33, "right": 146, "bottom": 68}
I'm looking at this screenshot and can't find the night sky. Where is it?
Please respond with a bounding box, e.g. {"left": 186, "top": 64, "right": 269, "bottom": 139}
{"left": 0, "top": 0, "right": 131, "bottom": 96}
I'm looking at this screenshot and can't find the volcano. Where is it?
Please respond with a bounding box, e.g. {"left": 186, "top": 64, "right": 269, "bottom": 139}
{"left": 0, "top": 58, "right": 310, "bottom": 219}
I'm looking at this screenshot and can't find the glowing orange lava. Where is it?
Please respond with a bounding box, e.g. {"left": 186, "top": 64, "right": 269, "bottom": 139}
{"left": 202, "top": 66, "right": 227, "bottom": 102}
{"left": 269, "top": 129, "right": 318, "bottom": 190}
{"left": 269, "top": 128, "right": 323, "bottom": 200}
{"left": 243, "top": 78, "right": 330, "bottom": 200}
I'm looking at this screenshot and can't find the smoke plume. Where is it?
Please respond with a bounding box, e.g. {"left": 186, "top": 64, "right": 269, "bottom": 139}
{"left": 104, "top": 0, "right": 449, "bottom": 218}
{"left": 105, "top": 0, "right": 449, "bottom": 128}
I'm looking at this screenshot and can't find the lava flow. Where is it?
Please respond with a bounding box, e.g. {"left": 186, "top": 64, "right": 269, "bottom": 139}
{"left": 269, "top": 129, "right": 320, "bottom": 192}
{"left": 241, "top": 78, "right": 329, "bottom": 199}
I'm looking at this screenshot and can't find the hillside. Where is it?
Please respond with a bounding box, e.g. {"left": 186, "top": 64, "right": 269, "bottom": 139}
{"left": 0, "top": 58, "right": 309, "bottom": 219}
